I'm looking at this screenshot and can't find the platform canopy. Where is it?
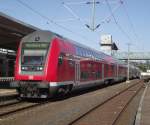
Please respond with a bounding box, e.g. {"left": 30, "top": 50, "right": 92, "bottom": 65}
{"left": 0, "top": 12, "right": 39, "bottom": 50}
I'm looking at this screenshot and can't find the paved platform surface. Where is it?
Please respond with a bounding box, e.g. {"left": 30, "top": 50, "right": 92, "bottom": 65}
{"left": 140, "top": 83, "right": 150, "bottom": 125}
{"left": 135, "top": 82, "right": 150, "bottom": 125}
{"left": 0, "top": 89, "right": 17, "bottom": 96}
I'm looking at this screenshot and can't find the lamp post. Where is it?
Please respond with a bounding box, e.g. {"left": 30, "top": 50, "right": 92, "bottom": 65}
{"left": 126, "top": 43, "right": 131, "bottom": 83}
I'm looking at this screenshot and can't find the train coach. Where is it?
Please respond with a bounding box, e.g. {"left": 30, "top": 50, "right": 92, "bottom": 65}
{"left": 11, "top": 30, "right": 140, "bottom": 98}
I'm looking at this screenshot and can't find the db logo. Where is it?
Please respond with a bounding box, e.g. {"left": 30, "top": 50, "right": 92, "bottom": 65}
{"left": 29, "top": 75, "right": 34, "bottom": 80}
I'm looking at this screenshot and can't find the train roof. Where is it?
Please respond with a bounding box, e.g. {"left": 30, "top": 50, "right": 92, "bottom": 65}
{"left": 22, "top": 30, "right": 126, "bottom": 65}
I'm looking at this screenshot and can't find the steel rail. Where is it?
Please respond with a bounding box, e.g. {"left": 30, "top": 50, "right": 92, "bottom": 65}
{"left": 0, "top": 100, "right": 49, "bottom": 118}
{"left": 68, "top": 80, "right": 143, "bottom": 125}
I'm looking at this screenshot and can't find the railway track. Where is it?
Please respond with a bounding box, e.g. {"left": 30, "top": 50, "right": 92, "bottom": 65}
{"left": 68, "top": 81, "right": 144, "bottom": 125}
{"left": 0, "top": 94, "right": 18, "bottom": 102}
{"left": 0, "top": 99, "right": 21, "bottom": 108}
{"left": 0, "top": 99, "right": 49, "bottom": 118}
{"left": 0, "top": 80, "right": 143, "bottom": 125}
{"left": 0, "top": 94, "right": 20, "bottom": 110}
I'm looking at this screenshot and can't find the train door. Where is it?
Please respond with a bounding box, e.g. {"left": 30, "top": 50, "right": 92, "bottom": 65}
{"left": 116, "top": 64, "right": 119, "bottom": 78}
{"left": 102, "top": 63, "right": 104, "bottom": 79}
{"left": 75, "top": 61, "right": 80, "bottom": 85}
{"left": 114, "top": 64, "right": 117, "bottom": 77}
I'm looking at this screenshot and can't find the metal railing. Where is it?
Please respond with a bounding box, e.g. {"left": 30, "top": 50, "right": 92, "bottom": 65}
{"left": 113, "top": 52, "right": 150, "bottom": 60}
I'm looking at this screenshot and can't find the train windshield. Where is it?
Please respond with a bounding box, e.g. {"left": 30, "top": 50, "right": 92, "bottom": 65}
{"left": 21, "top": 42, "right": 49, "bottom": 66}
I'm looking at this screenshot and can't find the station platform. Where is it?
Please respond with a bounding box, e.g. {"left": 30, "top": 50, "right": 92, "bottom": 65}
{"left": 0, "top": 77, "right": 14, "bottom": 89}
{"left": 135, "top": 82, "right": 150, "bottom": 125}
{"left": 0, "top": 89, "right": 17, "bottom": 97}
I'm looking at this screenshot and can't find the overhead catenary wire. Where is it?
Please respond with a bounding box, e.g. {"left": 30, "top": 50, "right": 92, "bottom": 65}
{"left": 121, "top": 0, "right": 138, "bottom": 38}
{"left": 94, "top": 2, "right": 123, "bottom": 36}
{"left": 16, "top": 0, "right": 138, "bottom": 52}
{"left": 16, "top": 0, "right": 96, "bottom": 43}
{"left": 99, "top": 3, "right": 122, "bottom": 26}
{"left": 54, "top": 18, "right": 77, "bottom": 23}
{"left": 105, "top": 0, "right": 133, "bottom": 43}
{"left": 121, "top": 0, "right": 143, "bottom": 51}
{"left": 61, "top": 0, "right": 124, "bottom": 33}
{"left": 62, "top": 0, "right": 101, "bottom": 31}
{"left": 64, "top": 0, "right": 120, "bottom": 5}
{"left": 60, "top": 0, "right": 136, "bottom": 50}
{"left": 62, "top": 2, "right": 88, "bottom": 25}
{"left": 62, "top": 1, "right": 88, "bottom": 6}
{"left": 62, "top": 0, "right": 125, "bottom": 33}
{"left": 62, "top": 0, "right": 124, "bottom": 41}
{"left": 61, "top": 0, "right": 121, "bottom": 32}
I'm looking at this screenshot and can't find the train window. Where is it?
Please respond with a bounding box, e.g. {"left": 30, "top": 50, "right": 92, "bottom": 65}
{"left": 76, "top": 47, "right": 79, "bottom": 56}
{"left": 81, "top": 49, "right": 84, "bottom": 56}
{"left": 87, "top": 50, "right": 91, "bottom": 58}
{"left": 93, "top": 52, "right": 96, "bottom": 59}
{"left": 76, "top": 46, "right": 81, "bottom": 56}
{"left": 87, "top": 63, "right": 92, "bottom": 68}
{"left": 96, "top": 71, "right": 101, "bottom": 78}
{"left": 86, "top": 50, "right": 89, "bottom": 57}
{"left": 86, "top": 50, "right": 88, "bottom": 57}
{"left": 82, "top": 49, "right": 86, "bottom": 57}
{"left": 111, "top": 65, "right": 114, "bottom": 73}
{"left": 79, "top": 47, "right": 83, "bottom": 57}
{"left": 90, "top": 51, "right": 94, "bottom": 59}
{"left": 21, "top": 42, "right": 50, "bottom": 67}
{"left": 85, "top": 50, "right": 88, "bottom": 57}
{"left": 68, "top": 55, "right": 75, "bottom": 67}
{"left": 81, "top": 72, "right": 89, "bottom": 80}
{"left": 96, "top": 53, "right": 99, "bottom": 60}
{"left": 83, "top": 49, "right": 85, "bottom": 57}
{"left": 81, "top": 72, "right": 85, "bottom": 79}
{"left": 105, "top": 64, "right": 109, "bottom": 75}
{"left": 58, "top": 53, "right": 64, "bottom": 65}
{"left": 79, "top": 47, "right": 82, "bottom": 56}
{"left": 0, "top": 60, "right": 3, "bottom": 64}
{"left": 98, "top": 54, "right": 101, "bottom": 60}
{"left": 78, "top": 48, "right": 81, "bottom": 56}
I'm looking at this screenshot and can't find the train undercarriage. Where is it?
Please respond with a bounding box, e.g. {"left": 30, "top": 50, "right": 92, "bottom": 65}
{"left": 11, "top": 81, "right": 73, "bottom": 98}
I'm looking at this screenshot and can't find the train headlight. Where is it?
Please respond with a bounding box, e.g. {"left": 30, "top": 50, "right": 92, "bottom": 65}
{"left": 36, "top": 67, "right": 43, "bottom": 71}
{"left": 22, "top": 67, "right": 25, "bottom": 70}
{"left": 39, "top": 67, "right": 43, "bottom": 70}
{"left": 21, "top": 66, "right": 28, "bottom": 70}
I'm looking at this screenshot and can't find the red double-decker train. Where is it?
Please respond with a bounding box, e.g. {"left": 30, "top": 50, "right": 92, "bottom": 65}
{"left": 11, "top": 30, "right": 140, "bottom": 98}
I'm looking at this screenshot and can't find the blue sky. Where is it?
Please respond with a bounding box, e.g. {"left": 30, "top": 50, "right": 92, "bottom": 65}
{"left": 0, "top": 0, "right": 149, "bottom": 52}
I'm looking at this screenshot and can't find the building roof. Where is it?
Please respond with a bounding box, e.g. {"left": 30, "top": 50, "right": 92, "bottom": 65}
{"left": 0, "top": 12, "right": 39, "bottom": 50}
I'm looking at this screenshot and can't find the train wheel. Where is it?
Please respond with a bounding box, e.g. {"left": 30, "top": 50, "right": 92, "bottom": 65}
{"left": 57, "top": 85, "right": 72, "bottom": 97}
{"left": 104, "top": 80, "right": 109, "bottom": 85}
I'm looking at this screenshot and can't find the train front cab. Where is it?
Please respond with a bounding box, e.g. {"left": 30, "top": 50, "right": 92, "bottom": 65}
{"left": 11, "top": 32, "right": 59, "bottom": 98}
{"left": 11, "top": 32, "right": 79, "bottom": 98}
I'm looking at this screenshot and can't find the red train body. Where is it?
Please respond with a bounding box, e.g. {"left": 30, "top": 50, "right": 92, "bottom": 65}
{"left": 11, "top": 30, "right": 140, "bottom": 98}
